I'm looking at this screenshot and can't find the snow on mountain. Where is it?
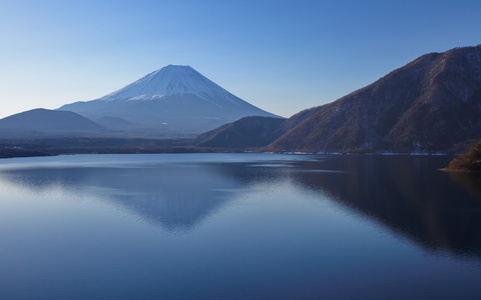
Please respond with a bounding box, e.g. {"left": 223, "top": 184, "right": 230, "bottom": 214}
{"left": 58, "top": 65, "right": 279, "bottom": 137}
{"left": 99, "top": 65, "right": 241, "bottom": 106}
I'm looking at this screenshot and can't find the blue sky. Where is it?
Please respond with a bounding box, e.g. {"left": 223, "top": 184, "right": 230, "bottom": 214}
{"left": 1, "top": 0, "right": 480, "bottom": 119}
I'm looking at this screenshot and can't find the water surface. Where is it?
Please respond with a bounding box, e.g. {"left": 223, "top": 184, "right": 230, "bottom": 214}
{"left": 0, "top": 153, "right": 480, "bottom": 299}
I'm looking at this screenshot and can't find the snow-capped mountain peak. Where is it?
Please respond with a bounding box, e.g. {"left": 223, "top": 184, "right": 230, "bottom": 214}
{"left": 99, "top": 65, "right": 239, "bottom": 105}
{"left": 57, "top": 65, "right": 279, "bottom": 137}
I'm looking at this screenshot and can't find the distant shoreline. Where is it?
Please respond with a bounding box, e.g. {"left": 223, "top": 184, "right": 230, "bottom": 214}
{"left": 0, "top": 137, "right": 466, "bottom": 159}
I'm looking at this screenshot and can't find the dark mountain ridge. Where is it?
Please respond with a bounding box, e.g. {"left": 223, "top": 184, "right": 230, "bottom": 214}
{"left": 192, "top": 105, "right": 321, "bottom": 150}
{"left": 0, "top": 108, "right": 106, "bottom": 138}
{"left": 265, "top": 45, "right": 481, "bottom": 153}
{"left": 194, "top": 116, "right": 286, "bottom": 149}
{"left": 198, "top": 45, "right": 481, "bottom": 153}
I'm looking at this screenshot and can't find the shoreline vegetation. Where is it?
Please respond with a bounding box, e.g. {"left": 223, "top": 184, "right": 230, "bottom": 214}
{"left": 0, "top": 147, "right": 51, "bottom": 159}
{"left": 440, "top": 142, "right": 481, "bottom": 172}
{"left": 0, "top": 136, "right": 466, "bottom": 159}
{"left": 0, "top": 137, "right": 244, "bottom": 159}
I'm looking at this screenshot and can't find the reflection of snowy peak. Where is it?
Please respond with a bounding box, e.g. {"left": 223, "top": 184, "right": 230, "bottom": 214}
{"left": 58, "top": 65, "right": 280, "bottom": 137}
{"left": 100, "top": 65, "right": 242, "bottom": 106}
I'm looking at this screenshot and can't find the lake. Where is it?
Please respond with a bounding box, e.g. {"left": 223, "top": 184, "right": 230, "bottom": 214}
{"left": 0, "top": 153, "right": 480, "bottom": 299}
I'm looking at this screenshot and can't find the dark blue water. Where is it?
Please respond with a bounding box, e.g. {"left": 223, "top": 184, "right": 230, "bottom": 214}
{"left": 0, "top": 153, "right": 480, "bottom": 299}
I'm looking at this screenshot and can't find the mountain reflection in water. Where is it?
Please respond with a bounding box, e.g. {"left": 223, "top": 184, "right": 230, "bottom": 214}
{"left": 2, "top": 154, "right": 481, "bottom": 257}
{"left": 2, "top": 154, "right": 481, "bottom": 299}
{"left": 448, "top": 172, "right": 481, "bottom": 202}
{"left": 1, "top": 163, "right": 244, "bottom": 231}
{"left": 287, "top": 155, "right": 481, "bottom": 258}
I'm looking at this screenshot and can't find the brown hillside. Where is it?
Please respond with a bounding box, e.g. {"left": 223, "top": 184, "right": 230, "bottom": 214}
{"left": 267, "top": 45, "right": 481, "bottom": 153}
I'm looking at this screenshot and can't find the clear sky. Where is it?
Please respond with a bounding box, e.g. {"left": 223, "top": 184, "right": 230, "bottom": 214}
{"left": 1, "top": 0, "right": 480, "bottom": 119}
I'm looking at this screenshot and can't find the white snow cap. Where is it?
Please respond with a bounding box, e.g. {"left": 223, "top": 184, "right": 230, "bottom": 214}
{"left": 99, "top": 65, "right": 240, "bottom": 104}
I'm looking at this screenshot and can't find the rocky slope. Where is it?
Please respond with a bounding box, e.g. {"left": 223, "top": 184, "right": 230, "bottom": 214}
{"left": 266, "top": 45, "right": 481, "bottom": 153}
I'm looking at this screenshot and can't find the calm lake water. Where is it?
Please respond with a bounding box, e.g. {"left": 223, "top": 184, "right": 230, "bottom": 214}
{"left": 0, "top": 153, "right": 480, "bottom": 299}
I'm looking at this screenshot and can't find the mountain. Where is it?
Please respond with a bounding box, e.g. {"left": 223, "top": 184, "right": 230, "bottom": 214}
{"left": 58, "top": 65, "right": 279, "bottom": 137}
{"left": 0, "top": 108, "right": 105, "bottom": 138}
{"left": 193, "top": 116, "right": 286, "bottom": 149}
{"left": 193, "top": 107, "right": 319, "bottom": 149}
{"left": 264, "top": 45, "right": 481, "bottom": 153}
